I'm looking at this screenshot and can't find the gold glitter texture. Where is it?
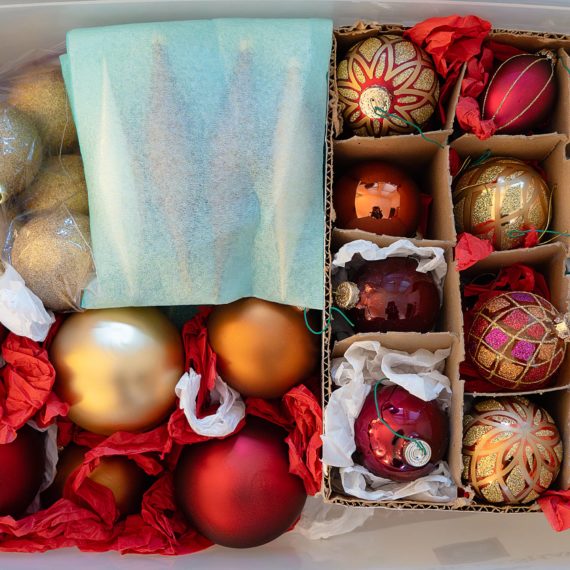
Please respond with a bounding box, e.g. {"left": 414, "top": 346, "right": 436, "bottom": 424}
{"left": 414, "top": 68, "right": 435, "bottom": 91}
{"left": 476, "top": 453, "right": 497, "bottom": 478}
{"left": 476, "top": 346, "right": 496, "bottom": 369}
{"left": 498, "top": 360, "right": 523, "bottom": 381}
{"left": 506, "top": 465, "right": 526, "bottom": 497}
{"left": 464, "top": 424, "right": 493, "bottom": 447}
{"left": 481, "top": 481, "right": 503, "bottom": 503}
{"left": 394, "top": 40, "right": 415, "bottom": 64}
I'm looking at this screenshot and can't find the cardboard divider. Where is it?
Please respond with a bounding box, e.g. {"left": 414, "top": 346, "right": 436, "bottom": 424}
{"left": 451, "top": 133, "right": 569, "bottom": 248}
{"left": 333, "top": 136, "right": 455, "bottom": 243}
{"left": 323, "top": 330, "right": 465, "bottom": 506}
{"left": 460, "top": 243, "right": 570, "bottom": 395}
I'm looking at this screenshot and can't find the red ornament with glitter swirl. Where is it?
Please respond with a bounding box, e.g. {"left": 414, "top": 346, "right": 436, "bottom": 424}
{"left": 337, "top": 35, "right": 440, "bottom": 137}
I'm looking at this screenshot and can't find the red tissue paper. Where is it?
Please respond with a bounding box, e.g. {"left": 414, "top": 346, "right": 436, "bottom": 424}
{"left": 539, "top": 490, "right": 570, "bottom": 532}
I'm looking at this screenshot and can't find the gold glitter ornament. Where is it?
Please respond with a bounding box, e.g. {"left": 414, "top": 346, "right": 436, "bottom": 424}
{"left": 337, "top": 35, "right": 440, "bottom": 136}
{"left": 9, "top": 208, "right": 93, "bottom": 311}
{"left": 17, "top": 155, "right": 88, "bottom": 215}
{"left": 8, "top": 66, "right": 78, "bottom": 155}
{"left": 453, "top": 157, "right": 549, "bottom": 250}
{"left": 462, "top": 396, "right": 562, "bottom": 505}
{"left": 0, "top": 104, "right": 43, "bottom": 204}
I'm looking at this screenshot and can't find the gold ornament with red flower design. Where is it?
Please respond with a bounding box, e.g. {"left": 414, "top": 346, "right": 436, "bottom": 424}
{"left": 462, "top": 396, "right": 562, "bottom": 505}
{"left": 337, "top": 35, "right": 440, "bottom": 136}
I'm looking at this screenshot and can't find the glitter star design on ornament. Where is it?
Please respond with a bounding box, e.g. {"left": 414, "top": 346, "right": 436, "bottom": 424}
{"left": 337, "top": 35, "right": 440, "bottom": 137}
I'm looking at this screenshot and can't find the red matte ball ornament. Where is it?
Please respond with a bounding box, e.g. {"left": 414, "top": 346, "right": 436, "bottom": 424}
{"left": 334, "top": 257, "right": 439, "bottom": 333}
{"left": 175, "top": 419, "right": 307, "bottom": 549}
{"left": 334, "top": 161, "right": 421, "bottom": 237}
{"left": 482, "top": 51, "right": 557, "bottom": 134}
{"left": 0, "top": 425, "right": 45, "bottom": 516}
{"left": 354, "top": 386, "right": 448, "bottom": 482}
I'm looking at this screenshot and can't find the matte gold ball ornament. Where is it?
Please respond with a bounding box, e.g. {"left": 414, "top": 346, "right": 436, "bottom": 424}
{"left": 8, "top": 65, "right": 78, "bottom": 155}
{"left": 207, "top": 298, "right": 318, "bottom": 398}
{"left": 453, "top": 157, "right": 550, "bottom": 250}
{"left": 0, "top": 104, "right": 43, "bottom": 204}
{"left": 10, "top": 209, "right": 93, "bottom": 311}
{"left": 51, "top": 307, "right": 184, "bottom": 435}
{"left": 337, "top": 35, "right": 440, "bottom": 136}
{"left": 462, "top": 396, "right": 562, "bottom": 504}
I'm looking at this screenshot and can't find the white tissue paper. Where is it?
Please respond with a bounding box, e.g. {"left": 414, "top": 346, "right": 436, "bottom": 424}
{"left": 0, "top": 262, "right": 54, "bottom": 341}
{"left": 322, "top": 339, "right": 457, "bottom": 502}
{"left": 332, "top": 238, "right": 447, "bottom": 298}
{"left": 26, "top": 421, "right": 58, "bottom": 514}
{"left": 175, "top": 368, "right": 245, "bottom": 437}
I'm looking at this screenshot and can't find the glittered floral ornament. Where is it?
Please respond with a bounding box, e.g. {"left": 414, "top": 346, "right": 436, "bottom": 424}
{"left": 337, "top": 35, "right": 440, "bottom": 136}
{"left": 467, "top": 292, "right": 570, "bottom": 390}
{"left": 463, "top": 396, "right": 562, "bottom": 504}
{"left": 453, "top": 157, "right": 550, "bottom": 251}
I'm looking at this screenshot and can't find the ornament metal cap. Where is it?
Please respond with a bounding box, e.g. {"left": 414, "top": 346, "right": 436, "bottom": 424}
{"left": 335, "top": 281, "right": 360, "bottom": 310}
{"left": 537, "top": 49, "right": 558, "bottom": 65}
{"left": 555, "top": 314, "right": 570, "bottom": 341}
{"left": 404, "top": 440, "right": 431, "bottom": 468}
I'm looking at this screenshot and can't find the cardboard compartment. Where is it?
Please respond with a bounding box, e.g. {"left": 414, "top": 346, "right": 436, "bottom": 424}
{"left": 451, "top": 133, "right": 569, "bottom": 247}
{"left": 333, "top": 136, "right": 455, "bottom": 243}
{"left": 323, "top": 331, "right": 467, "bottom": 507}
{"left": 332, "top": 23, "right": 461, "bottom": 142}
{"left": 460, "top": 242, "right": 570, "bottom": 395}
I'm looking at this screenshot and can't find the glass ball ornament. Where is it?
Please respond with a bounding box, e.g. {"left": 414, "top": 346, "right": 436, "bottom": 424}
{"left": 452, "top": 157, "right": 549, "bottom": 251}
{"left": 467, "top": 291, "right": 569, "bottom": 391}
{"left": 333, "top": 161, "right": 421, "bottom": 237}
{"left": 337, "top": 35, "right": 440, "bottom": 136}
{"left": 463, "top": 396, "right": 562, "bottom": 504}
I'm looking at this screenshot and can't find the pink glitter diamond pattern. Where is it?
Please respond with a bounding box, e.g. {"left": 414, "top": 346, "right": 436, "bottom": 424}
{"left": 485, "top": 328, "right": 509, "bottom": 349}
{"left": 511, "top": 340, "right": 536, "bottom": 362}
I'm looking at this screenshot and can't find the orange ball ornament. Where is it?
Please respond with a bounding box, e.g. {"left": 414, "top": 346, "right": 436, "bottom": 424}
{"left": 463, "top": 396, "right": 562, "bottom": 504}
{"left": 51, "top": 308, "right": 184, "bottom": 435}
{"left": 43, "top": 444, "right": 149, "bottom": 516}
{"left": 207, "top": 298, "right": 318, "bottom": 398}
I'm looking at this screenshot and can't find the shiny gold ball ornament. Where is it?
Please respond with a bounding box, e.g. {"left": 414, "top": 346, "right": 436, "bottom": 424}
{"left": 337, "top": 35, "right": 440, "bottom": 136}
{"left": 10, "top": 209, "right": 93, "bottom": 311}
{"left": 207, "top": 298, "right": 318, "bottom": 398}
{"left": 453, "top": 157, "right": 550, "bottom": 250}
{"left": 18, "top": 155, "right": 88, "bottom": 215}
{"left": 51, "top": 308, "right": 184, "bottom": 435}
{"left": 0, "top": 104, "right": 43, "bottom": 204}
{"left": 8, "top": 65, "right": 78, "bottom": 155}
{"left": 462, "top": 396, "right": 562, "bottom": 504}
{"left": 43, "top": 444, "right": 149, "bottom": 516}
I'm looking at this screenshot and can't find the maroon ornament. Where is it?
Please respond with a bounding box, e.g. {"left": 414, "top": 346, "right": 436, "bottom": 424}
{"left": 0, "top": 426, "right": 45, "bottom": 516}
{"left": 175, "top": 419, "right": 306, "bottom": 549}
{"left": 482, "top": 51, "right": 557, "bottom": 134}
{"left": 334, "top": 161, "right": 421, "bottom": 237}
{"left": 354, "top": 386, "right": 448, "bottom": 482}
{"left": 334, "top": 257, "right": 439, "bottom": 333}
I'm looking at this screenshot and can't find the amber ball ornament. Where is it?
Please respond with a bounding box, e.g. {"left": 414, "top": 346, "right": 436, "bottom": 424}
{"left": 337, "top": 35, "right": 440, "bottom": 136}
{"left": 43, "top": 444, "right": 149, "bottom": 516}
{"left": 334, "top": 161, "right": 421, "bottom": 236}
{"left": 453, "top": 157, "right": 549, "bottom": 250}
{"left": 207, "top": 298, "right": 318, "bottom": 398}
{"left": 51, "top": 308, "right": 184, "bottom": 435}
{"left": 463, "top": 396, "right": 562, "bottom": 504}
{"left": 334, "top": 258, "right": 439, "bottom": 333}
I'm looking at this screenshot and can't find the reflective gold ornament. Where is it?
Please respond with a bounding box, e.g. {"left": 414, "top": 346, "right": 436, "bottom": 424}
{"left": 43, "top": 444, "right": 149, "bottom": 516}
{"left": 453, "top": 157, "right": 549, "bottom": 250}
{"left": 10, "top": 209, "right": 93, "bottom": 311}
{"left": 8, "top": 65, "right": 78, "bottom": 155}
{"left": 51, "top": 307, "right": 184, "bottom": 435}
{"left": 462, "top": 396, "right": 562, "bottom": 505}
{"left": 207, "top": 298, "right": 318, "bottom": 398}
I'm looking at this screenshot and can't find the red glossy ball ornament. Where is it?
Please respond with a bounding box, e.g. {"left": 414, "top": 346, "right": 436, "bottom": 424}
{"left": 334, "top": 257, "right": 439, "bottom": 333}
{"left": 468, "top": 291, "right": 569, "bottom": 391}
{"left": 0, "top": 426, "right": 45, "bottom": 516}
{"left": 354, "top": 386, "right": 448, "bottom": 482}
{"left": 482, "top": 51, "right": 557, "bottom": 134}
{"left": 337, "top": 35, "right": 440, "bottom": 136}
{"left": 175, "top": 419, "right": 306, "bottom": 548}
{"left": 334, "top": 161, "right": 421, "bottom": 236}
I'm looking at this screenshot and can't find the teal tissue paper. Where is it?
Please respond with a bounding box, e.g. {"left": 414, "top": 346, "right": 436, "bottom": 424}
{"left": 62, "top": 18, "right": 332, "bottom": 310}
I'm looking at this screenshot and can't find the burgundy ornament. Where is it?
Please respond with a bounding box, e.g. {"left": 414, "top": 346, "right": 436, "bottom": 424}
{"left": 482, "top": 51, "right": 557, "bottom": 134}
{"left": 175, "top": 419, "right": 306, "bottom": 549}
{"left": 334, "top": 257, "right": 439, "bottom": 333}
{"left": 0, "top": 426, "right": 45, "bottom": 516}
{"left": 354, "top": 386, "right": 448, "bottom": 482}
{"left": 334, "top": 161, "right": 421, "bottom": 237}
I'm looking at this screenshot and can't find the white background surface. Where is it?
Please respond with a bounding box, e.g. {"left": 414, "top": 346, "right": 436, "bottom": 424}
{"left": 1, "top": 0, "right": 570, "bottom": 567}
